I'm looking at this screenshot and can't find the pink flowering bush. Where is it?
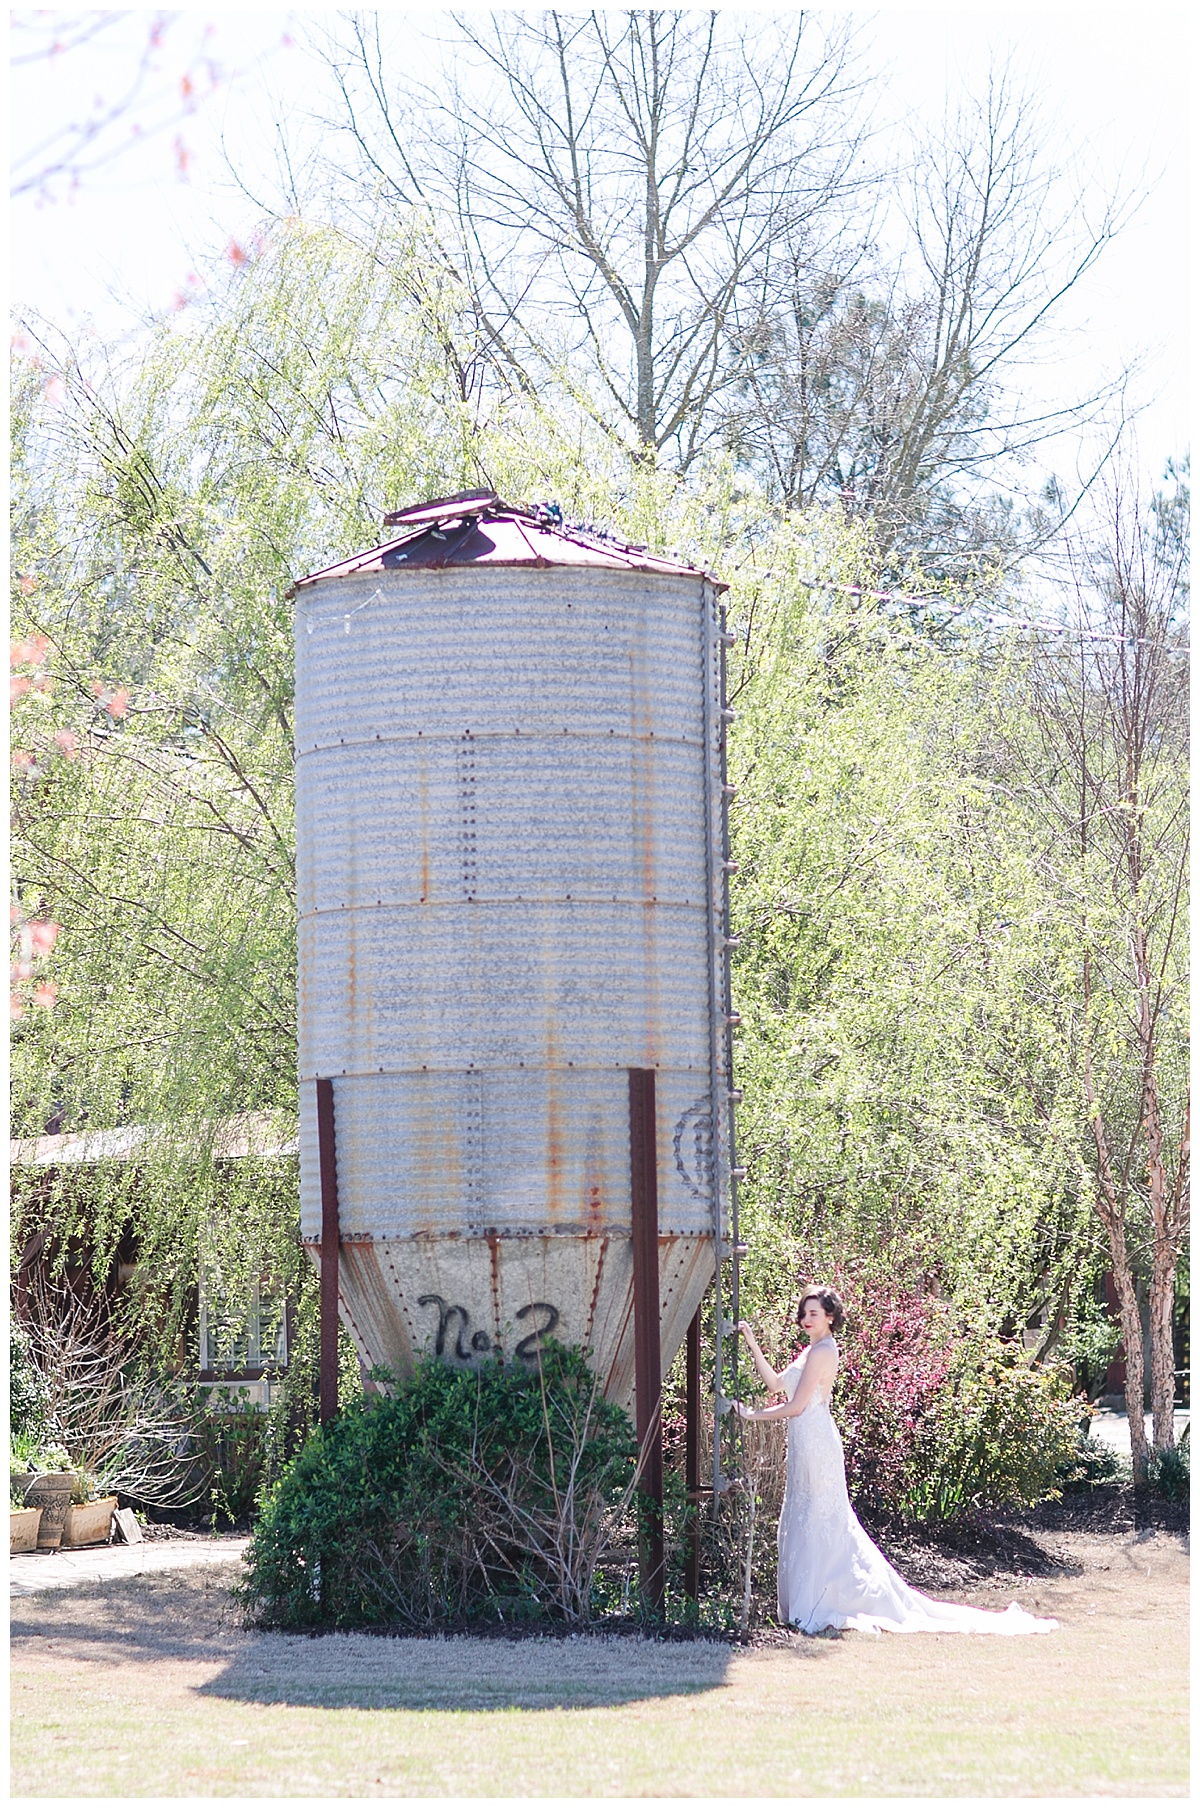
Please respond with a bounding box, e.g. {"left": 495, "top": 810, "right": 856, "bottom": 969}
{"left": 828, "top": 1268, "right": 955, "bottom": 1518}
{"left": 820, "top": 1265, "right": 1080, "bottom": 1523}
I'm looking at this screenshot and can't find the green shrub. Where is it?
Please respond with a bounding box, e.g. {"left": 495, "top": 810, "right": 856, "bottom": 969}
{"left": 1148, "top": 1425, "right": 1190, "bottom": 1503}
{"left": 1056, "top": 1432, "right": 1130, "bottom": 1491}
{"left": 903, "top": 1344, "right": 1082, "bottom": 1521}
{"left": 241, "top": 1342, "right": 637, "bottom": 1631}
{"left": 794, "top": 1266, "right": 1082, "bottom": 1525}
{"left": 193, "top": 1400, "right": 270, "bottom": 1527}
{"left": 9, "top": 1316, "right": 51, "bottom": 1444}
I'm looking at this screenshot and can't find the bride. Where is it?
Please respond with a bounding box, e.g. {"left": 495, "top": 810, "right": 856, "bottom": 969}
{"left": 735, "top": 1284, "right": 1057, "bottom": 1636}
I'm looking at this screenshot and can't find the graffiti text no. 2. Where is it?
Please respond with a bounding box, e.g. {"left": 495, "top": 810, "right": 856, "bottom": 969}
{"left": 417, "top": 1294, "right": 560, "bottom": 1363}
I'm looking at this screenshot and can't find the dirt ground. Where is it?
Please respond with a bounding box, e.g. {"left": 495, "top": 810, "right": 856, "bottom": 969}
{"left": 9, "top": 1527, "right": 1188, "bottom": 1798}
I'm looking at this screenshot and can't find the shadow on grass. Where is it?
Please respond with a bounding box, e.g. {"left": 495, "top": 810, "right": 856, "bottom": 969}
{"left": 10, "top": 1564, "right": 844, "bottom": 1714}
{"left": 198, "top": 1628, "right": 747, "bottom": 1710}
{"left": 198, "top": 1625, "right": 843, "bottom": 1711}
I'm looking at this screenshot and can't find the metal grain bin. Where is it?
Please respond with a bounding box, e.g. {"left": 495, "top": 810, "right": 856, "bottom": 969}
{"left": 294, "top": 493, "right": 736, "bottom": 1407}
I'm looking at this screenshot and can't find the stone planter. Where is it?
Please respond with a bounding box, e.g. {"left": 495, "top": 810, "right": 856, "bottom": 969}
{"left": 60, "top": 1495, "right": 118, "bottom": 1549}
{"left": 10, "top": 1506, "right": 43, "bottom": 1554}
{"left": 24, "top": 1472, "right": 75, "bottom": 1551}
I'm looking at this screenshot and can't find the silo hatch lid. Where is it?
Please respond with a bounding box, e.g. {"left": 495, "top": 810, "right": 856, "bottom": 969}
{"left": 383, "top": 489, "right": 500, "bottom": 528}
{"left": 293, "top": 493, "right": 727, "bottom": 593}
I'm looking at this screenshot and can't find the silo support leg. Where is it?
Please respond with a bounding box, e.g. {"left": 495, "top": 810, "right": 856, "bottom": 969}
{"left": 628, "top": 1068, "right": 664, "bottom": 1618}
{"left": 316, "top": 1077, "right": 341, "bottom": 1426}
{"left": 685, "top": 1303, "right": 702, "bottom": 1599}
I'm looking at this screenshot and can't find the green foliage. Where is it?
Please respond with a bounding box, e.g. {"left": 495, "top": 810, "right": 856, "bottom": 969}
{"left": 9, "top": 215, "right": 734, "bottom": 1350}
{"left": 9, "top": 1433, "right": 70, "bottom": 1471}
{"left": 725, "top": 540, "right": 1100, "bottom": 1353}
{"left": 9, "top": 207, "right": 1186, "bottom": 1542}
{"left": 9, "top": 1316, "right": 51, "bottom": 1444}
{"left": 193, "top": 1405, "right": 271, "bottom": 1529}
{"left": 1148, "top": 1426, "right": 1189, "bottom": 1503}
{"left": 904, "top": 1345, "right": 1082, "bottom": 1521}
{"left": 195, "top": 1304, "right": 360, "bottom": 1528}
{"left": 9, "top": 1432, "right": 71, "bottom": 1507}
{"left": 242, "top": 1342, "right": 637, "bottom": 1630}
{"left": 1056, "top": 1433, "right": 1130, "bottom": 1492}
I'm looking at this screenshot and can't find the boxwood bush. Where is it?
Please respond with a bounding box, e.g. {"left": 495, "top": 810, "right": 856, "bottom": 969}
{"left": 905, "top": 1344, "right": 1083, "bottom": 1520}
{"left": 1148, "top": 1425, "right": 1190, "bottom": 1503}
{"left": 241, "top": 1342, "right": 637, "bottom": 1630}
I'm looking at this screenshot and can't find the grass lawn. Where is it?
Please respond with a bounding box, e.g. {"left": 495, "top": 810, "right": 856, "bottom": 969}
{"left": 9, "top": 1529, "right": 1188, "bottom": 1797}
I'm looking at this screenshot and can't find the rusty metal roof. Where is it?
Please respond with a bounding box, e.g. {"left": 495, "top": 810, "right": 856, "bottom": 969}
{"left": 294, "top": 491, "right": 726, "bottom": 591}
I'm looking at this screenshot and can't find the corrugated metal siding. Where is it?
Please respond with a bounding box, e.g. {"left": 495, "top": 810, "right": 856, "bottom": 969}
{"left": 294, "top": 570, "right": 706, "bottom": 748}
{"left": 295, "top": 558, "right": 730, "bottom": 1383}
{"left": 297, "top": 907, "right": 710, "bottom": 1076}
{"left": 297, "top": 737, "right": 707, "bottom": 915}
{"left": 298, "top": 1067, "right": 718, "bottom": 1237}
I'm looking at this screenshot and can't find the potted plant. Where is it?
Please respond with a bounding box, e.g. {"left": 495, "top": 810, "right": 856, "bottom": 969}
{"left": 9, "top": 1473, "right": 42, "bottom": 1553}
{"left": 60, "top": 1469, "right": 118, "bottom": 1548}
{"left": 23, "top": 1465, "right": 76, "bottom": 1552}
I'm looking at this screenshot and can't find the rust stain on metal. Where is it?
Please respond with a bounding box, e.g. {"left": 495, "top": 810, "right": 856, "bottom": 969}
{"left": 418, "top": 748, "right": 431, "bottom": 903}
{"left": 340, "top": 1239, "right": 418, "bottom": 1380}
{"left": 584, "top": 1233, "right": 610, "bottom": 1346}
{"left": 540, "top": 908, "right": 565, "bottom": 1221}
{"left": 294, "top": 497, "right": 730, "bottom": 1407}
{"left": 629, "top": 625, "right": 662, "bottom": 1071}
{"left": 486, "top": 1228, "right": 502, "bottom": 1345}
{"left": 582, "top": 1106, "right": 610, "bottom": 1234}
{"left": 545, "top": 1059, "right": 565, "bottom": 1220}
{"left": 346, "top": 827, "right": 359, "bottom": 1027}
{"left": 414, "top": 1081, "right": 460, "bottom": 1238}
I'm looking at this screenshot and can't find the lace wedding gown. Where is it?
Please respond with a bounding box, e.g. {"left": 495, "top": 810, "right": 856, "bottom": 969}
{"left": 775, "top": 1338, "right": 1057, "bottom": 1636}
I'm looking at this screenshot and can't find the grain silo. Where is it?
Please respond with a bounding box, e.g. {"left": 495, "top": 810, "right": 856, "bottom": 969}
{"left": 293, "top": 491, "right": 739, "bottom": 1441}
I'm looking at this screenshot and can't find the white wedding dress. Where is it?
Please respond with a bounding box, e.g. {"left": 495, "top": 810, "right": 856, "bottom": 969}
{"left": 775, "top": 1338, "right": 1057, "bottom": 1636}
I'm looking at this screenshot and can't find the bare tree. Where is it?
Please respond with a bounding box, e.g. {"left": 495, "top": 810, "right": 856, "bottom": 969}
{"left": 1023, "top": 463, "right": 1189, "bottom": 1479}
{"left": 724, "top": 67, "right": 1132, "bottom": 570}
{"left": 315, "top": 8, "right": 867, "bottom": 467}
{"left": 10, "top": 10, "right": 222, "bottom": 202}
{"left": 19, "top": 1269, "right": 208, "bottom": 1507}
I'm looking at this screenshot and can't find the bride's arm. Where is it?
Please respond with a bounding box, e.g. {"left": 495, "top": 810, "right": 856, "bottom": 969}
{"left": 738, "top": 1344, "right": 836, "bottom": 1422}
{"left": 736, "top": 1321, "right": 786, "bottom": 1393}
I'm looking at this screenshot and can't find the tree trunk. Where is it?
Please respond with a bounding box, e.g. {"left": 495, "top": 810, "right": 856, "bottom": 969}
{"left": 1148, "top": 1240, "right": 1177, "bottom": 1452}
{"left": 1105, "top": 1225, "right": 1149, "bottom": 1484}
{"left": 1084, "top": 1039, "right": 1149, "bottom": 1482}
{"left": 635, "top": 317, "right": 656, "bottom": 455}
{"left": 1132, "top": 924, "right": 1178, "bottom": 1454}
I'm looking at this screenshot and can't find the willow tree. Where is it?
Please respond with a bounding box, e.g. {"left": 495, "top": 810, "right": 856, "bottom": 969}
{"left": 722, "top": 521, "right": 1101, "bottom": 1353}
{"left": 10, "top": 217, "right": 525, "bottom": 1351}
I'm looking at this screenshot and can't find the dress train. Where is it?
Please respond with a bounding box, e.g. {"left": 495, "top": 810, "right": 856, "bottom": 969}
{"left": 775, "top": 1340, "right": 1057, "bottom": 1636}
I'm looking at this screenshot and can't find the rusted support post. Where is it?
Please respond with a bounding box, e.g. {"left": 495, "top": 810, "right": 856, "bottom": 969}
{"left": 316, "top": 1077, "right": 341, "bottom": 1426}
{"left": 629, "top": 1067, "right": 664, "bottom": 1617}
{"left": 685, "top": 1302, "right": 702, "bottom": 1601}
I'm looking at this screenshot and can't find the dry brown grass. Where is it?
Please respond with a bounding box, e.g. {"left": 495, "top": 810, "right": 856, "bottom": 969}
{"left": 9, "top": 1529, "right": 1188, "bottom": 1798}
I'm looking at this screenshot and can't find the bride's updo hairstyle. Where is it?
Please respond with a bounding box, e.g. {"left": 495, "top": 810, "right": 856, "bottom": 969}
{"left": 798, "top": 1284, "right": 844, "bottom": 1335}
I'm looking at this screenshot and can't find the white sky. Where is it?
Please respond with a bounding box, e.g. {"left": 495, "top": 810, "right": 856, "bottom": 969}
{"left": 8, "top": 4, "right": 1191, "bottom": 490}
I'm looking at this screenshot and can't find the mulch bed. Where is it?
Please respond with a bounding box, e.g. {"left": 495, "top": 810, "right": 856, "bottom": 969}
{"left": 858, "top": 1485, "right": 1188, "bottom": 1595}
{"left": 1010, "top": 1483, "right": 1189, "bottom": 1536}
{"left": 138, "top": 1484, "right": 1187, "bottom": 1644}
